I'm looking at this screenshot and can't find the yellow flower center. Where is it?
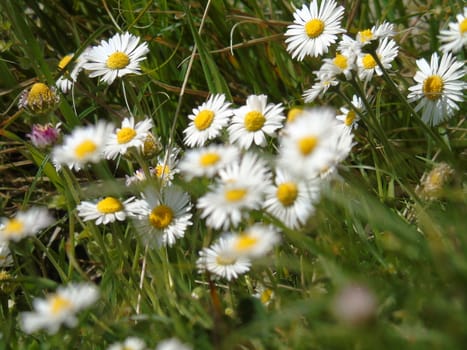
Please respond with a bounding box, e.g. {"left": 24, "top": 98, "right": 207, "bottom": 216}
{"left": 106, "top": 51, "right": 130, "bottom": 70}
{"left": 199, "top": 152, "right": 220, "bottom": 167}
{"left": 27, "top": 83, "right": 53, "bottom": 106}
{"left": 345, "top": 110, "right": 356, "bottom": 126}
{"left": 148, "top": 205, "right": 173, "bottom": 229}
{"left": 359, "top": 29, "right": 373, "bottom": 43}
{"left": 74, "top": 139, "right": 97, "bottom": 159}
{"left": 225, "top": 188, "right": 247, "bottom": 202}
{"left": 362, "top": 54, "right": 377, "bottom": 69}
{"left": 58, "top": 55, "right": 73, "bottom": 70}
{"left": 117, "top": 127, "right": 137, "bottom": 144}
{"left": 216, "top": 255, "right": 237, "bottom": 266}
{"left": 305, "top": 19, "right": 325, "bottom": 38}
{"left": 96, "top": 197, "right": 123, "bottom": 214}
{"left": 155, "top": 164, "right": 170, "bottom": 178}
{"left": 298, "top": 136, "right": 318, "bottom": 156}
{"left": 276, "top": 182, "right": 298, "bottom": 207}
{"left": 2, "top": 219, "right": 24, "bottom": 236}
{"left": 244, "top": 110, "right": 266, "bottom": 132}
{"left": 422, "top": 75, "right": 444, "bottom": 101}
{"left": 235, "top": 234, "right": 258, "bottom": 251}
{"left": 459, "top": 18, "right": 467, "bottom": 34}
{"left": 334, "top": 54, "right": 348, "bottom": 70}
{"left": 287, "top": 107, "right": 303, "bottom": 123}
{"left": 260, "top": 289, "right": 273, "bottom": 304}
{"left": 50, "top": 295, "right": 73, "bottom": 315}
{"left": 194, "top": 109, "right": 215, "bottom": 131}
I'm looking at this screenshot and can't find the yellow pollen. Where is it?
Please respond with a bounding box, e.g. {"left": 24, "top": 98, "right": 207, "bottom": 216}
{"left": 244, "top": 110, "right": 266, "bottom": 131}
{"left": 27, "top": 83, "right": 53, "bottom": 106}
{"left": 276, "top": 182, "right": 298, "bottom": 206}
{"left": 74, "top": 139, "right": 97, "bottom": 159}
{"left": 345, "top": 110, "right": 356, "bottom": 126}
{"left": 199, "top": 152, "right": 220, "bottom": 167}
{"left": 460, "top": 18, "right": 467, "bottom": 34}
{"left": 58, "top": 55, "right": 73, "bottom": 70}
{"left": 287, "top": 107, "right": 303, "bottom": 123}
{"left": 50, "top": 295, "right": 72, "bottom": 315}
{"left": 298, "top": 136, "right": 318, "bottom": 155}
{"left": 116, "top": 127, "right": 137, "bottom": 144}
{"left": 194, "top": 109, "right": 215, "bottom": 131}
{"left": 216, "top": 255, "right": 237, "bottom": 266}
{"left": 148, "top": 205, "right": 173, "bottom": 229}
{"left": 3, "top": 219, "right": 24, "bottom": 236}
{"left": 225, "top": 188, "right": 247, "bottom": 202}
{"left": 334, "top": 54, "right": 348, "bottom": 70}
{"left": 359, "top": 29, "right": 373, "bottom": 43}
{"left": 235, "top": 234, "right": 258, "bottom": 251}
{"left": 305, "top": 19, "right": 325, "bottom": 38}
{"left": 362, "top": 54, "right": 377, "bottom": 69}
{"left": 423, "top": 75, "right": 444, "bottom": 101}
{"left": 106, "top": 51, "right": 130, "bottom": 70}
{"left": 96, "top": 197, "right": 123, "bottom": 214}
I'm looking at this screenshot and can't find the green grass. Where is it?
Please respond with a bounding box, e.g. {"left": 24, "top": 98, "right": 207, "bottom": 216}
{"left": 0, "top": 0, "right": 466, "bottom": 349}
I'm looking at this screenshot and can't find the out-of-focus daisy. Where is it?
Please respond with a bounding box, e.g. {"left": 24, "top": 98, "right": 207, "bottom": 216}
{"left": 197, "top": 153, "right": 270, "bottom": 230}
{"left": 178, "top": 144, "right": 240, "bottom": 180}
{"left": 264, "top": 169, "right": 320, "bottom": 229}
{"left": 76, "top": 196, "right": 146, "bottom": 225}
{"left": 152, "top": 149, "right": 180, "bottom": 186}
{"left": 0, "top": 242, "right": 13, "bottom": 267}
{"left": 438, "top": 7, "right": 467, "bottom": 54}
{"left": 197, "top": 236, "right": 251, "bottom": 281}
{"left": 228, "top": 94, "right": 285, "bottom": 149}
{"left": 336, "top": 95, "right": 364, "bottom": 130}
{"left": 416, "top": 162, "right": 454, "bottom": 200}
{"left": 407, "top": 52, "right": 466, "bottom": 126}
{"left": 55, "top": 49, "right": 89, "bottom": 93}
{"left": 156, "top": 338, "right": 192, "bottom": 350}
{"left": 0, "top": 207, "right": 54, "bottom": 243}
{"left": 183, "top": 94, "right": 233, "bottom": 147}
{"left": 332, "top": 284, "right": 377, "bottom": 326}
{"left": 20, "top": 283, "right": 99, "bottom": 334}
{"left": 133, "top": 185, "right": 192, "bottom": 247}
{"left": 228, "top": 224, "right": 280, "bottom": 259}
{"left": 285, "top": 0, "right": 345, "bottom": 60}
{"left": 303, "top": 73, "right": 339, "bottom": 102}
{"left": 253, "top": 284, "right": 275, "bottom": 306}
{"left": 107, "top": 337, "right": 146, "bottom": 350}
{"left": 52, "top": 121, "right": 114, "bottom": 171}
{"left": 357, "top": 38, "right": 399, "bottom": 82}
{"left": 83, "top": 32, "right": 149, "bottom": 85}
{"left": 18, "top": 82, "right": 60, "bottom": 115}
{"left": 319, "top": 124, "right": 355, "bottom": 179}
{"left": 27, "top": 123, "right": 61, "bottom": 149}
{"left": 104, "top": 117, "right": 153, "bottom": 160}
{"left": 286, "top": 107, "right": 305, "bottom": 124}
{"left": 356, "top": 21, "right": 395, "bottom": 45}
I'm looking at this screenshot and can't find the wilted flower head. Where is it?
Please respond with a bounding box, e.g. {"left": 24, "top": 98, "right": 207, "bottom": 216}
{"left": 416, "top": 162, "right": 454, "bottom": 200}
{"left": 27, "top": 123, "right": 61, "bottom": 149}
{"left": 18, "top": 82, "right": 60, "bottom": 115}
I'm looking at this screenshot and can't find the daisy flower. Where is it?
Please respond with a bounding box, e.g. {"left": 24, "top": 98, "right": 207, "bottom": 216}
{"left": 20, "top": 283, "right": 99, "bottom": 334}
{"left": 338, "top": 34, "right": 362, "bottom": 58}
{"left": 407, "top": 52, "right": 466, "bottom": 126}
{"left": 197, "top": 152, "right": 271, "bottom": 230}
{"left": 18, "top": 82, "right": 60, "bottom": 115}
{"left": 253, "top": 284, "right": 275, "bottom": 306}
{"left": 357, "top": 38, "right": 399, "bottom": 82}
{"left": 83, "top": 32, "right": 149, "bottom": 85}
{"left": 133, "top": 185, "right": 192, "bottom": 247}
{"left": 107, "top": 337, "right": 146, "bottom": 350}
{"left": 438, "top": 7, "right": 467, "bottom": 54}
{"left": 55, "top": 49, "right": 89, "bottom": 93}
{"left": 303, "top": 73, "right": 339, "bottom": 102}
{"left": 356, "top": 21, "right": 395, "bottom": 45}
{"left": 264, "top": 169, "right": 320, "bottom": 229}
{"left": 285, "top": 0, "right": 345, "bottom": 60}
{"left": 228, "top": 94, "right": 285, "bottom": 149}
{"left": 76, "top": 196, "right": 147, "bottom": 225}
{"left": 319, "top": 124, "right": 355, "bottom": 179}
{"left": 178, "top": 144, "right": 240, "bottom": 180}
{"left": 320, "top": 51, "right": 356, "bottom": 80}
{"left": 52, "top": 121, "right": 114, "bottom": 171}
{"left": 156, "top": 338, "right": 192, "bottom": 350}
{"left": 0, "top": 242, "right": 13, "bottom": 268}
{"left": 228, "top": 224, "right": 280, "bottom": 259}
{"left": 197, "top": 236, "right": 251, "bottom": 281}
{"left": 336, "top": 94, "right": 364, "bottom": 130}
{"left": 0, "top": 207, "right": 54, "bottom": 243}
{"left": 183, "top": 94, "right": 233, "bottom": 147}
{"left": 152, "top": 149, "right": 181, "bottom": 186}
{"left": 104, "top": 117, "right": 153, "bottom": 159}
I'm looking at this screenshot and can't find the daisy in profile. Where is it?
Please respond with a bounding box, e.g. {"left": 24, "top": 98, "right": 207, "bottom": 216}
{"left": 356, "top": 21, "right": 395, "bottom": 45}
{"left": 438, "top": 7, "right": 467, "bottom": 54}
{"left": 197, "top": 236, "right": 251, "bottom": 281}
{"left": 84, "top": 32, "right": 149, "bottom": 85}
{"left": 285, "top": 0, "right": 345, "bottom": 60}
{"left": 303, "top": 73, "right": 339, "bottom": 102}
{"left": 76, "top": 196, "right": 147, "bottom": 225}
{"left": 55, "top": 49, "right": 89, "bottom": 93}
{"left": 18, "top": 82, "right": 60, "bottom": 115}
{"left": 52, "top": 121, "right": 114, "bottom": 171}
{"left": 0, "top": 207, "right": 54, "bottom": 243}
{"left": 104, "top": 117, "right": 153, "bottom": 160}
{"left": 133, "top": 185, "right": 192, "bottom": 247}
{"left": 107, "top": 337, "right": 146, "bottom": 350}
{"left": 178, "top": 144, "right": 240, "bottom": 180}
{"left": 0, "top": 242, "right": 13, "bottom": 267}
{"left": 20, "top": 283, "right": 99, "bottom": 334}
{"left": 228, "top": 94, "right": 285, "bottom": 149}
{"left": 357, "top": 38, "right": 399, "bottom": 82}
{"left": 338, "top": 34, "right": 362, "bottom": 59}
{"left": 264, "top": 169, "right": 320, "bottom": 229}
{"left": 228, "top": 224, "right": 280, "bottom": 259}
{"left": 183, "top": 94, "right": 233, "bottom": 147}
{"left": 156, "top": 338, "right": 192, "bottom": 350}
{"left": 336, "top": 95, "right": 364, "bottom": 130}
{"left": 407, "top": 52, "right": 466, "bottom": 126}
{"left": 197, "top": 152, "right": 270, "bottom": 229}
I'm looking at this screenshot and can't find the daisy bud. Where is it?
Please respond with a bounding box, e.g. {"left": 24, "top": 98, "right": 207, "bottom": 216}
{"left": 141, "top": 133, "right": 162, "bottom": 158}
{"left": 27, "top": 123, "right": 61, "bottom": 149}
{"left": 18, "top": 82, "right": 60, "bottom": 115}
